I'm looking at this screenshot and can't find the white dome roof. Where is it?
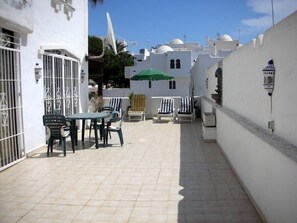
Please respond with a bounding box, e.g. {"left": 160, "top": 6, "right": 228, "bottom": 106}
{"left": 217, "top": 34, "right": 233, "bottom": 41}
{"left": 170, "top": 38, "right": 184, "bottom": 44}
{"left": 155, "top": 45, "right": 173, "bottom": 54}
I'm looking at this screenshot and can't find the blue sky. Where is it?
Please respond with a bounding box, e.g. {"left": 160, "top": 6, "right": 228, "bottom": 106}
{"left": 88, "top": 0, "right": 297, "bottom": 53}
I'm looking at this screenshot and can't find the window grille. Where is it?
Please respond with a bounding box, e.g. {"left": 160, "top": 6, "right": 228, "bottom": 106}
{"left": 43, "top": 53, "right": 79, "bottom": 116}
{"left": 0, "top": 29, "right": 25, "bottom": 170}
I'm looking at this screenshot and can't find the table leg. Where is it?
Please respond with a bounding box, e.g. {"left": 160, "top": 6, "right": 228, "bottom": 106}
{"left": 70, "top": 131, "right": 75, "bottom": 153}
{"left": 100, "top": 118, "right": 105, "bottom": 141}
{"left": 104, "top": 121, "right": 110, "bottom": 145}
{"left": 71, "top": 120, "right": 78, "bottom": 146}
{"left": 81, "top": 119, "right": 85, "bottom": 142}
{"left": 101, "top": 118, "right": 108, "bottom": 146}
{"left": 94, "top": 119, "right": 99, "bottom": 149}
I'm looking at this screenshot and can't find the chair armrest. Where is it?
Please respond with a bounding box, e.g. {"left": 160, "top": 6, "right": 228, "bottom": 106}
{"left": 112, "top": 111, "right": 121, "bottom": 118}
{"left": 45, "top": 126, "right": 51, "bottom": 140}
{"left": 61, "top": 126, "right": 71, "bottom": 137}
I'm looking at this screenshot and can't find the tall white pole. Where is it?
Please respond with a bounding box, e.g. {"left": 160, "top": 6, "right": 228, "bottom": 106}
{"left": 271, "top": 0, "right": 275, "bottom": 26}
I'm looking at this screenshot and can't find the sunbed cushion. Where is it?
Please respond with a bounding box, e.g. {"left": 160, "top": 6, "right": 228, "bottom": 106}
{"left": 159, "top": 98, "right": 174, "bottom": 114}
{"left": 130, "top": 94, "right": 145, "bottom": 111}
{"left": 109, "top": 98, "right": 122, "bottom": 112}
{"left": 178, "top": 97, "right": 193, "bottom": 114}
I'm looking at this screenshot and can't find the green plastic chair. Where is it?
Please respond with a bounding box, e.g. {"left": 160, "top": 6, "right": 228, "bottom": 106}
{"left": 43, "top": 114, "right": 75, "bottom": 156}
{"left": 104, "top": 111, "right": 125, "bottom": 146}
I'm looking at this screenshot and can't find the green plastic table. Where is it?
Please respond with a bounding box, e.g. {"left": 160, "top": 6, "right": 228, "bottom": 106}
{"left": 67, "top": 112, "right": 111, "bottom": 149}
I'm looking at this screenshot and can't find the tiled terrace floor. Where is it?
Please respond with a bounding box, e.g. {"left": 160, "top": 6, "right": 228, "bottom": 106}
{"left": 0, "top": 119, "right": 262, "bottom": 223}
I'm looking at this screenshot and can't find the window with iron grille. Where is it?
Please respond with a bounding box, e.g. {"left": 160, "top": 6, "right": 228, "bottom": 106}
{"left": 43, "top": 53, "right": 79, "bottom": 116}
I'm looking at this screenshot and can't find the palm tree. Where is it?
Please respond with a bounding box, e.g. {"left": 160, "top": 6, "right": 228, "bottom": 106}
{"left": 88, "top": 0, "right": 104, "bottom": 95}
{"left": 89, "top": 0, "right": 103, "bottom": 7}
{"left": 88, "top": 36, "right": 133, "bottom": 93}
{"left": 103, "top": 42, "right": 134, "bottom": 88}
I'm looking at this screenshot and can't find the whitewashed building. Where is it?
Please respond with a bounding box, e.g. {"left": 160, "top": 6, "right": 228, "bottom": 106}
{"left": 0, "top": 0, "right": 89, "bottom": 170}
{"left": 124, "top": 36, "right": 239, "bottom": 116}
{"left": 202, "top": 10, "right": 297, "bottom": 223}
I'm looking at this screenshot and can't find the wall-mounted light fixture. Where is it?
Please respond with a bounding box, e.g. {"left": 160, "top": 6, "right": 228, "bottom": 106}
{"left": 53, "top": 0, "right": 64, "bottom": 11}
{"left": 64, "top": 2, "right": 75, "bottom": 19}
{"left": 81, "top": 70, "right": 86, "bottom": 83}
{"left": 35, "top": 63, "right": 42, "bottom": 83}
{"left": 262, "top": 59, "right": 275, "bottom": 96}
{"left": 53, "top": 0, "right": 75, "bottom": 19}
{"left": 18, "top": 0, "right": 32, "bottom": 8}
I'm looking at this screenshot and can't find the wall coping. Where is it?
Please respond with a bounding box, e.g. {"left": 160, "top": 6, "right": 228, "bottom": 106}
{"left": 202, "top": 97, "right": 297, "bottom": 164}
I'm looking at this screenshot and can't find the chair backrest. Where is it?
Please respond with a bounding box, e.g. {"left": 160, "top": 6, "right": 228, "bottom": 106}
{"left": 130, "top": 94, "right": 145, "bottom": 111}
{"left": 159, "top": 98, "right": 174, "bottom": 114}
{"left": 43, "top": 114, "right": 67, "bottom": 139}
{"left": 109, "top": 111, "right": 125, "bottom": 128}
{"left": 179, "top": 97, "right": 193, "bottom": 113}
{"left": 108, "top": 97, "right": 122, "bottom": 112}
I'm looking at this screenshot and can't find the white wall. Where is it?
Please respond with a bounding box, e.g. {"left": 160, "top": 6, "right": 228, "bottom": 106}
{"left": 215, "top": 101, "right": 297, "bottom": 223}
{"left": 15, "top": 1, "right": 88, "bottom": 153}
{"left": 166, "top": 51, "right": 192, "bottom": 77}
{"left": 129, "top": 78, "right": 190, "bottom": 98}
{"left": 202, "top": 11, "right": 297, "bottom": 223}
{"left": 126, "top": 48, "right": 195, "bottom": 98}
{"left": 102, "top": 88, "right": 184, "bottom": 118}
{"left": 222, "top": 11, "right": 297, "bottom": 147}
{"left": 150, "top": 54, "right": 167, "bottom": 71}
{"left": 205, "top": 63, "right": 220, "bottom": 101}
{"left": 194, "top": 54, "right": 223, "bottom": 97}
{"left": 0, "top": 1, "right": 33, "bottom": 33}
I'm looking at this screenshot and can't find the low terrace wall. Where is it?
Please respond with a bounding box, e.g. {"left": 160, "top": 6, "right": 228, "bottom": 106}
{"left": 101, "top": 88, "right": 201, "bottom": 119}
{"left": 202, "top": 97, "right": 297, "bottom": 223}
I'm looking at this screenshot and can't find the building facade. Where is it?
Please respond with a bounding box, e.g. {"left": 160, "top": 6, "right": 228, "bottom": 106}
{"left": 124, "top": 36, "right": 238, "bottom": 116}
{"left": 0, "top": 0, "right": 89, "bottom": 170}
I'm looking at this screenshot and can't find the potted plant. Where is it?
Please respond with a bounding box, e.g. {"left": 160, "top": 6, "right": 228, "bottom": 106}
{"left": 89, "top": 93, "right": 104, "bottom": 112}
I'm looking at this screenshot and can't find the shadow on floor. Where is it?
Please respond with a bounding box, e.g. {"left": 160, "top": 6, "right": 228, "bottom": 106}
{"left": 177, "top": 121, "right": 262, "bottom": 222}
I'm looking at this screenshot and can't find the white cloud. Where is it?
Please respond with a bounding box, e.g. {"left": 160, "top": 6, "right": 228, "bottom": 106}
{"left": 241, "top": 0, "right": 297, "bottom": 36}
{"left": 246, "top": 0, "right": 272, "bottom": 14}
{"left": 242, "top": 15, "right": 271, "bottom": 31}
